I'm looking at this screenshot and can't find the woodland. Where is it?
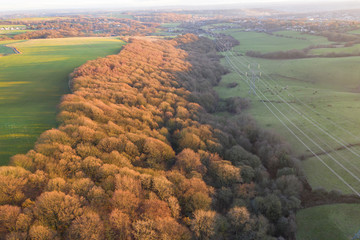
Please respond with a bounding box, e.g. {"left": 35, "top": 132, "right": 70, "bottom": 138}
{"left": 0, "top": 17, "right": 159, "bottom": 40}
{"left": 0, "top": 34, "right": 303, "bottom": 239}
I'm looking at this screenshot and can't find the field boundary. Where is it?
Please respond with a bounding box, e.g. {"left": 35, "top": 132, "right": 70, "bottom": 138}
{"left": 6, "top": 45, "right": 22, "bottom": 54}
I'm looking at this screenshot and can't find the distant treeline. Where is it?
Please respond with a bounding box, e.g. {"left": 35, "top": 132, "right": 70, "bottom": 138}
{"left": 0, "top": 34, "right": 303, "bottom": 239}
{"left": 0, "top": 17, "right": 158, "bottom": 40}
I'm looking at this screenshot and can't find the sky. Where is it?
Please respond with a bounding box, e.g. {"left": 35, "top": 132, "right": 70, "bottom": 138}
{"left": 0, "top": 0, "right": 357, "bottom": 11}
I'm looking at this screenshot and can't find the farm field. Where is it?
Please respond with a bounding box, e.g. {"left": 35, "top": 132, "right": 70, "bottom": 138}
{"left": 212, "top": 28, "right": 360, "bottom": 238}
{"left": 0, "top": 37, "right": 125, "bottom": 165}
{"left": 220, "top": 30, "right": 331, "bottom": 53}
{"left": 215, "top": 29, "right": 360, "bottom": 193}
{"left": 296, "top": 203, "right": 360, "bottom": 240}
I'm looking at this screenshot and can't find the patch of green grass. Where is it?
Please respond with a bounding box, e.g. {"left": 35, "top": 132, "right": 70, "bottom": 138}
{"left": 0, "top": 25, "right": 26, "bottom": 29}
{"left": 0, "top": 37, "right": 125, "bottom": 165}
{"left": 0, "top": 45, "right": 15, "bottom": 55}
{"left": 296, "top": 204, "right": 360, "bottom": 240}
{"left": 0, "top": 30, "right": 32, "bottom": 37}
{"left": 221, "top": 30, "right": 330, "bottom": 54}
{"left": 161, "top": 22, "right": 181, "bottom": 28}
{"left": 273, "top": 30, "right": 328, "bottom": 44}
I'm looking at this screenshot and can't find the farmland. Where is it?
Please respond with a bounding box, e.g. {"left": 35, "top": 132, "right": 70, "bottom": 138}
{"left": 212, "top": 28, "right": 360, "bottom": 239}
{"left": 296, "top": 204, "right": 360, "bottom": 240}
{"left": 0, "top": 37, "right": 125, "bottom": 165}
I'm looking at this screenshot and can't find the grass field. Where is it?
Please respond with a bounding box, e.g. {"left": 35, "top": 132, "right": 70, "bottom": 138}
{"left": 0, "top": 25, "right": 26, "bottom": 29}
{"left": 214, "top": 29, "right": 360, "bottom": 194}
{"left": 0, "top": 30, "right": 32, "bottom": 37}
{"left": 0, "top": 37, "right": 125, "bottom": 165}
{"left": 0, "top": 45, "right": 15, "bottom": 55}
{"left": 213, "top": 28, "right": 360, "bottom": 239}
{"left": 221, "top": 30, "right": 330, "bottom": 53}
{"left": 296, "top": 204, "right": 360, "bottom": 240}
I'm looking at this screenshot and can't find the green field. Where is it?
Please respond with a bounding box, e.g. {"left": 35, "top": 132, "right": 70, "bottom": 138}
{"left": 213, "top": 28, "right": 360, "bottom": 239}
{"left": 0, "top": 37, "right": 125, "bottom": 165}
{"left": 296, "top": 204, "right": 360, "bottom": 240}
{"left": 0, "top": 30, "right": 32, "bottom": 37}
{"left": 215, "top": 29, "right": 360, "bottom": 194}
{"left": 221, "top": 30, "right": 330, "bottom": 53}
{"left": 0, "top": 25, "right": 26, "bottom": 28}
{"left": 0, "top": 45, "right": 15, "bottom": 55}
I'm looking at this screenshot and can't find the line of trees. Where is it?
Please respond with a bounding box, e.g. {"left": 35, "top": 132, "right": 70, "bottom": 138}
{"left": 0, "top": 17, "right": 158, "bottom": 41}
{"left": 0, "top": 34, "right": 303, "bottom": 239}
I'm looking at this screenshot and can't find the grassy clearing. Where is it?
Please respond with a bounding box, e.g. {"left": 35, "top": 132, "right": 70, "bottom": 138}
{"left": 221, "top": 30, "right": 330, "bottom": 53}
{"left": 0, "top": 37, "right": 125, "bottom": 165}
{"left": 296, "top": 204, "right": 360, "bottom": 240}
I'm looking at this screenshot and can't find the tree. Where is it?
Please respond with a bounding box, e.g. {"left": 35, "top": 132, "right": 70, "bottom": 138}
{"left": 191, "top": 210, "right": 224, "bottom": 240}
{"left": 227, "top": 206, "right": 250, "bottom": 234}
{"left": 29, "top": 225, "right": 58, "bottom": 240}
{"left": 0, "top": 167, "right": 29, "bottom": 205}
{"left": 138, "top": 199, "right": 172, "bottom": 220}
{"left": 66, "top": 211, "right": 105, "bottom": 240}
{"left": 0, "top": 205, "right": 21, "bottom": 234}
{"left": 276, "top": 175, "right": 303, "bottom": 197}
{"left": 173, "top": 149, "right": 205, "bottom": 175}
{"left": 141, "top": 137, "right": 175, "bottom": 169}
{"left": 109, "top": 209, "right": 131, "bottom": 240}
{"left": 112, "top": 189, "right": 139, "bottom": 215}
{"left": 132, "top": 219, "right": 157, "bottom": 240}
{"left": 33, "top": 191, "right": 83, "bottom": 233}
{"left": 263, "top": 194, "right": 282, "bottom": 222}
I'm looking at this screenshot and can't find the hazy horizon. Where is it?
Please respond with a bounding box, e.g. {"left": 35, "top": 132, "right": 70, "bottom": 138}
{"left": 2, "top": 0, "right": 360, "bottom": 12}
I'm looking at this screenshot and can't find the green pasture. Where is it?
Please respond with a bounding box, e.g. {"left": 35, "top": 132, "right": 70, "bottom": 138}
{"left": 213, "top": 28, "right": 360, "bottom": 238}
{"left": 0, "top": 30, "right": 32, "bottom": 37}
{"left": 213, "top": 28, "right": 360, "bottom": 239}
{"left": 221, "top": 30, "right": 330, "bottom": 53}
{"left": 296, "top": 204, "right": 360, "bottom": 240}
{"left": 0, "top": 25, "right": 26, "bottom": 29}
{"left": 0, "top": 37, "right": 125, "bottom": 165}
{"left": 0, "top": 45, "right": 15, "bottom": 55}
{"left": 217, "top": 52, "right": 360, "bottom": 194}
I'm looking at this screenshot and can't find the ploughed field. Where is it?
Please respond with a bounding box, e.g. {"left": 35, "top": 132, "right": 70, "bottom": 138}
{"left": 0, "top": 37, "right": 125, "bottom": 164}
